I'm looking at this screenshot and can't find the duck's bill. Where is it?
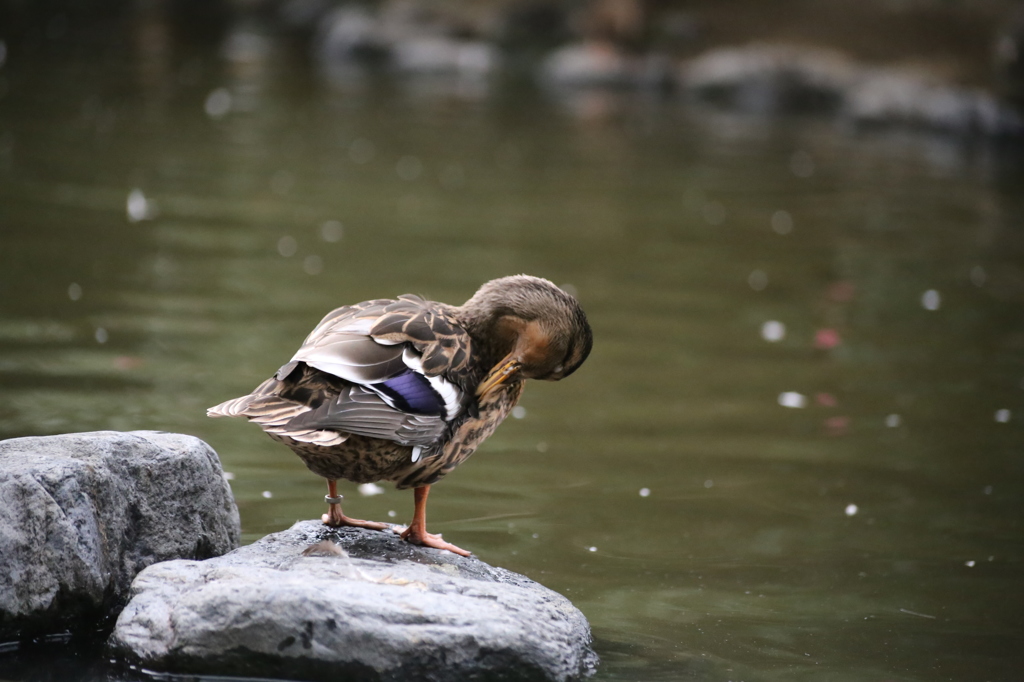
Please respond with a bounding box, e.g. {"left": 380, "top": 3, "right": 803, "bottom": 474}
{"left": 475, "top": 356, "right": 522, "bottom": 398}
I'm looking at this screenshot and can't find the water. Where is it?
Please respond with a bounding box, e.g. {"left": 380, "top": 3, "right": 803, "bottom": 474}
{"left": 2, "top": 15, "right": 1024, "bottom": 682}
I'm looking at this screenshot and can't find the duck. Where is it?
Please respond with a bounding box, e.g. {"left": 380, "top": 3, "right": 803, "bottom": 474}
{"left": 208, "top": 275, "right": 592, "bottom": 556}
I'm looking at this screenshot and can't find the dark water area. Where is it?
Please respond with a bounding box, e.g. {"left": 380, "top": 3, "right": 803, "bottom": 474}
{"left": 2, "top": 9, "right": 1024, "bottom": 682}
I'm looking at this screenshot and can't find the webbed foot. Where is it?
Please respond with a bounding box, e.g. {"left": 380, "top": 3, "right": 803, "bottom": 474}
{"left": 322, "top": 506, "right": 390, "bottom": 531}
{"left": 400, "top": 526, "right": 471, "bottom": 557}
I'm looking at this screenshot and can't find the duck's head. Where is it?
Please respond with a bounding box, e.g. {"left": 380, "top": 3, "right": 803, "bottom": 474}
{"left": 458, "top": 275, "right": 593, "bottom": 399}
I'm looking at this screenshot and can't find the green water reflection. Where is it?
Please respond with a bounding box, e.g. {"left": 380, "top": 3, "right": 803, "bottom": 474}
{"left": 1, "top": 21, "right": 1023, "bottom": 682}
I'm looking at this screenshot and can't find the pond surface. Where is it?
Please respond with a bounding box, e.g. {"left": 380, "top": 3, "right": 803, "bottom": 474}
{"left": 2, "top": 15, "right": 1024, "bottom": 682}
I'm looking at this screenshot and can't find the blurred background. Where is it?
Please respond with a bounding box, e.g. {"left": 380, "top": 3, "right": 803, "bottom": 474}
{"left": 2, "top": 0, "right": 1024, "bottom": 679}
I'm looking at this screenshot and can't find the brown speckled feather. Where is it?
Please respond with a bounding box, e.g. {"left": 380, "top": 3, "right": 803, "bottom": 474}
{"left": 391, "top": 381, "right": 523, "bottom": 488}
{"left": 368, "top": 295, "right": 474, "bottom": 381}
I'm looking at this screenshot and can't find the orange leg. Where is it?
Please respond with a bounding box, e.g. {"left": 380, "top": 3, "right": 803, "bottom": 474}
{"left": 400, "top": 485, "right": 471, "bottom": 557}
{"left": 321, "top": 479, "right": 389, "bottom": 531}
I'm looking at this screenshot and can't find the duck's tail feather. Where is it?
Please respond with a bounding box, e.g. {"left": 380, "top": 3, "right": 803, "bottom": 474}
{"left": 207, "top": 378, "right": 348, "bottom": 447}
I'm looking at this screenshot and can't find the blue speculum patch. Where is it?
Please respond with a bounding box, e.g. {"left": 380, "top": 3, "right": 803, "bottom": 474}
{"left": 378, "top": 371, "right": 445, "bottom": 416}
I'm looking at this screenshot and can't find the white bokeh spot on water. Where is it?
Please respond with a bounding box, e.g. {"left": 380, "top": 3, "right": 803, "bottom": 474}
{"left": 204, "top": 87, "right": 232, "bottom": 118}
{"left": 277, "top": 235, "right": 298, "bottom": 257}
{"left": 886, "top": 414, "right": 901, "bottom": 427}
{"left": 771, "top": 210, "right": 793, "bottom": 234}
{"left": 126, "top": 189, "right": 154, "bottom": 222}
{"left": 761, "top": 320, "right": 786, "bottom": 342}
{"left": 358, "top": 483, "right": 385, "bottom": 496}
{"left": 845, "top": 504, "right": 858, "bottom": 516}
{"left": 639, "top": 487, "right": 651, "bottom": 497}
{"left": 303, "top": 255, "right": 323, "bottom": 275}
{"left": 921, "top": 289, "right": 941, "bottom": 311}
{"left": 396, "top": 155, "right": 423, "bottom": 181}
{"left": 779, "top": 391, "right": 807, "bottom": 408}
{"left": 995, "top": 409, "right": 1011, "bottom": 423}
{"left": 511, "top": 405, "right": 526, "bottom": 419}
{"left": 320, "top": 220, "right": 343, "bottom": 242}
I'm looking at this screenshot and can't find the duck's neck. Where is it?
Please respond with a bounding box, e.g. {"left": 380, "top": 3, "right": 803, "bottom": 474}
{"left": 454, "top": 305, "right": 518, "bottom": 371}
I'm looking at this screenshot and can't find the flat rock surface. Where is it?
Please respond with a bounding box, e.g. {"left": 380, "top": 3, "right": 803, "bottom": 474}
{"left": 0, "top": 431, "right": 240, "bottom": 641}
{"left": 110, "top": 520, "right": 598, "bottom": 682}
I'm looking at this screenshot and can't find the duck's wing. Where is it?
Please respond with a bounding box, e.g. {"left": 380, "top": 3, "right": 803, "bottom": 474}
{"left": 367, "top": 295, "right": 474, "bottom": 381}
{"left": 258, "top": 296, "right": 474, "bottom": 452}
{"left": 271, "top": 364, "right": 449, "bottom": 450}
{"left": 282, "top": 298, "right": 406, "bottom": 386}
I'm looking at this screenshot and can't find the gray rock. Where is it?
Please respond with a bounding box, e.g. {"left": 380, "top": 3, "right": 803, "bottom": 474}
{"left": 110, "top": 520, "right": 598, "bottom": 682}
{"left": 0, "top": 431, "right": 240, "bottom": 642}
{"left": 679, "top": 42, "right": 1024, "bottom": 136}
{"left": 680, "top": 43, "right": 860, "bottom": 113}
{"left": 542, "top": 41, "right": 672, "bottom": 89}
{"left": 316, "top": 6, "right": 390, "bottom": 64}
{"left": 392, "top": 37, "right": 497, "bottom": 77}
{"left": 314, "top": 2, "right": 499, "bottom": 79}
{"left": 842, "top": 69, "right": 1024, "bottom": 136}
